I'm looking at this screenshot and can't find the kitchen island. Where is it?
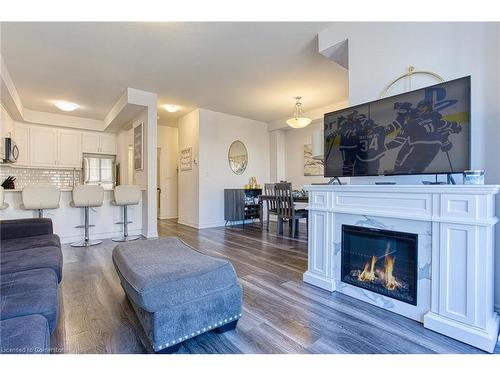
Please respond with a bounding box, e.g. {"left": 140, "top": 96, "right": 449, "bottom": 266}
{"left": 0, "top": 187, "right": 144, "bottom": 244}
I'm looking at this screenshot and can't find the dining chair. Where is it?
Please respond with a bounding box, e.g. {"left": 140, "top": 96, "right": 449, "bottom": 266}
{"left": 275, "top": 182, "right": 308, "bottom": 238}
{"left": 263, "top": 183, "right": 279, "bottom": 231}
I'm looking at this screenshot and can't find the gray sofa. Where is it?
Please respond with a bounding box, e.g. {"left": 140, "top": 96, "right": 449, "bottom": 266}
{"left": 0, "top": 218, "right": 63, "bottom": 354}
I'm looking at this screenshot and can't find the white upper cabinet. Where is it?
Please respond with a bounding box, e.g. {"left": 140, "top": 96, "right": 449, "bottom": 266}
{"left": 30, "top": 126, "right": 58, "bottom": 167}
{"left": 30, "top": 126, "right": 83, "bottom": 168}
{"left": 99, "top": 133, "right": 116, "bottom": 154}
{"left": 13, "top": 123, "right": 30, "bottom": 166}
{"left": 18, "top": 124, "right": 115, "bottom": 168}
{"left": 82, "top": 132, "right": 116, "bottom": 154}
{"left": 82, "top": 132, "right": 100, "bottom": 153}
{"left": 58, "top": 129, "right": 82, "bottom": 167}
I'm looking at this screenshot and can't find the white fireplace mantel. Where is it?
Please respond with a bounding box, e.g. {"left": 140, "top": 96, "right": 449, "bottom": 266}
{"left": 303, "top": 184, "right": 499, "bottom": 353}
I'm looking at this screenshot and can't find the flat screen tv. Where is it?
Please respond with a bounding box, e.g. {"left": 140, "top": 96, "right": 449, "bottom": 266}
{"left": 324, "top": 76, "right": 471, "bottom": 178}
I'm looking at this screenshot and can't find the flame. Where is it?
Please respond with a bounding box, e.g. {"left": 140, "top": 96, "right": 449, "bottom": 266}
{"left": 358, "top": 255, "right": 377, "bottom": 282}
{"left": 384, "top": 255, "right": 397, "bottom": 290}
{"left": 356, "top": 241, "right": 402, "bottom": 291}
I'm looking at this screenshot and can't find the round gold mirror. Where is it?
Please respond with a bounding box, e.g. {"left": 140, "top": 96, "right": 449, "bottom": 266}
{"left": 228, "top": 140, "right": 248, "bottom": 175}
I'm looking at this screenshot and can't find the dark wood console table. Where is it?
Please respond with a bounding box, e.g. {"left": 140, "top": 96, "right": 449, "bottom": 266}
{"left": 224, "top": 188, "right": 263, "bottom": 228}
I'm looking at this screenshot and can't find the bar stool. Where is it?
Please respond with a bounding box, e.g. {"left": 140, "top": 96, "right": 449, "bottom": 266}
{"left": 21, "top": 185, "right": 60, "bottom": 217}
{"left": 0, "top": 186, "right": 9, "bottom": 210}
{"left": 112, "top": 185, "right": 141, "bottom": 242}
{"left": 71, "top": 185, "right": 104, "bottom": 247}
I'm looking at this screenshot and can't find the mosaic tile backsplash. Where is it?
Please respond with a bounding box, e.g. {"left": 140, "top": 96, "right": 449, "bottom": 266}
{"left": 0, "top": 165, "right": 81, "bottom": 189}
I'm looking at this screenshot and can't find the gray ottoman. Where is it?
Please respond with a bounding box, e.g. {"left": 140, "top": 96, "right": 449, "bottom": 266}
{"left": 112, "top": 237, "right": 243, "bottom": 353}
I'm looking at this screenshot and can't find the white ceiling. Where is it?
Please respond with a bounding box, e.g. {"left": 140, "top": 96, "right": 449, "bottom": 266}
{"left": 0, "top": 22, "right": 348, "bottom": 125}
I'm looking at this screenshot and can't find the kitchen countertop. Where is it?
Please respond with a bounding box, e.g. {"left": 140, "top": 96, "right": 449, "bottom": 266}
{"left": 4, "top": 186, "right": 147, "bottom": 192}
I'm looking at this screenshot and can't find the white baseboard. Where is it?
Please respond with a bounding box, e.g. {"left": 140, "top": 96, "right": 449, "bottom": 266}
{"left": 303, "top": 271, "right": 336, "bottom": 292}
{"left": 424, "top": 312, "right": 500, "bottom": 353}
{"left": 176, "top": 220, "right": 200, "bottom": 229}
{"left": 158, "top": 215, "right": 178, "bottom": 220}
{"left": 197, "top": 221, "right": 226, "bottom": 229}
{"left": 177, "top": 219, "right": 258, "bottom": 229}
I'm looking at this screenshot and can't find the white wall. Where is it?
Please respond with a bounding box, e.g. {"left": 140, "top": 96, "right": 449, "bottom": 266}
{"left": 177, "top": 109, "right": 200, "bottom": 228}
{"left": 319, "top": 23, "right": 497, "bottom": 175}
{"left": 0, "top": 103, "right": 14, "bottom": 138}
{"left": 198, "top": 109, "right": 269, "bottom": 228}
{"left": 177, "top": 108, "right": 270, "bottom": 229}
{"left": 157, "top": 126, "right": 178, "bottom": 219}
{"left": 284, "top": 119, "right": 329, "bottom": 188}
{"left": 268, "top": 100, "right": 350, "bottom": 189}
{"left": 115, "top": 125, "right": 134, "bottom": 184}
{"left": 319, "top": 22, "right": 500, "bottom": 309}
{"left": 22, "top": 109, "right": 104, "bottom": 131}
{"left": 269, "top": 129, "right": 286, "bottom": 182}
{"left": 485, "top": 24, "right": 500, "bottom": 312}
{"left": 131, "top": 111, "right": 148, "bottom": 188}
{"left": 115, "top": 112, "right": 148, "bottom": 189}
{"left": 114, "top": 105, "right": 158, "bottom": 239}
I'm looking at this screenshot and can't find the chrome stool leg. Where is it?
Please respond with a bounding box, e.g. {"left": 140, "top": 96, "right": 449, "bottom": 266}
{"left": 113, "top": 205, "right": 140, "bottom": 242}
{"left": 71, "top": 206, "right": 103, "bottom": 247}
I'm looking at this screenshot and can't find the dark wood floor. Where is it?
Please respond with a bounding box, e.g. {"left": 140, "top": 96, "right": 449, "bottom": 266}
{"left": 51, "top": 219, "right": 500, "bottom": 354}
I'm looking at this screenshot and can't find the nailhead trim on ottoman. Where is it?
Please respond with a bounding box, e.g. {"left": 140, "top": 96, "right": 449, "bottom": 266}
{"left": 155, "top": 313, "right": 243, "bottom": 351}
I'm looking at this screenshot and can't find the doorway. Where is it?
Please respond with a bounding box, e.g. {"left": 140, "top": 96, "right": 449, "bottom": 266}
{"left": 157, "top": 147, "right": 161, "bottom": 219}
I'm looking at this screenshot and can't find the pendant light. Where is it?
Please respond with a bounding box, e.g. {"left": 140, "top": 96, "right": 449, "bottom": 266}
{"left": 286, "top": 96, "right": 312, "bottom": 129}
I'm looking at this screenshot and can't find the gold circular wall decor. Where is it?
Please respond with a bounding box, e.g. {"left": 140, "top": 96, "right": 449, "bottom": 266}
{"left": 380, "top": 66, "right": 445, "bottom": 98}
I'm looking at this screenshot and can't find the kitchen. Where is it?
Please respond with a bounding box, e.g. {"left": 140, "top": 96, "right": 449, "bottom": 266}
{"left": 0, "top": 115, "right": 144, "bottom": 244}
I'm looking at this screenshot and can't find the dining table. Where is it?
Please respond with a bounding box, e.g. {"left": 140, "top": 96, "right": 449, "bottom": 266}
{"left": 293, "top": 196, "right": 309, "bottom": 203}
{"left": 258, "top": 194, "right": 309, "bottom": 233}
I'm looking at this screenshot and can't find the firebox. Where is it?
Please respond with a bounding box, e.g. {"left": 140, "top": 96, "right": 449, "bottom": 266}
{"left": 341, "top": 225, "right": 418, "bottom": 305}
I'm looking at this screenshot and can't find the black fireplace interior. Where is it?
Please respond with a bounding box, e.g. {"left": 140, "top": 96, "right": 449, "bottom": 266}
{"left": 341, "top": 225, "right": 418, "bottom": 305}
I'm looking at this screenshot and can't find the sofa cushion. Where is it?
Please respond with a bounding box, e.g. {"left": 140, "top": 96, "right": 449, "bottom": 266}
{"left": 0, "top": 218, "right": 53, "bottom": 241}
{"left": 0, "top": 245, "right": 63, "bottom": 282}
{"left": 0, "top": 234, "right": 61, "bottom": 253}
{"left": 0, "top": 269, "right": 59, "bottom": 333}
{"left": 0, "top": 315, "right": 50, "bottom": 354}
{"left": 112, "top": 237, "right": 240, "bottom": 312}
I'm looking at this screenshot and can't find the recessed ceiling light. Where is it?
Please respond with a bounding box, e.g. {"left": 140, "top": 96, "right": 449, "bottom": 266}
{"left": 54, "top": 100, "right": 79, "bottom": 112}
{"left": 163, "top": 104, "right": 180, "bottom": 113}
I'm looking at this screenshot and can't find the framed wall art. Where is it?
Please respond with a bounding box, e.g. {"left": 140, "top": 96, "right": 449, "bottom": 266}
{"left": 180, "top": 147, "right": 193, "bottom": 171}
{"left": 134, "top": 122, "right": 144, "bottom": 170}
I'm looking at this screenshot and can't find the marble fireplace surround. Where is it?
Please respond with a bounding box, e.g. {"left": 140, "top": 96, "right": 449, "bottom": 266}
{"left": 303, "top": 184, "right": 499, "bottom": 353}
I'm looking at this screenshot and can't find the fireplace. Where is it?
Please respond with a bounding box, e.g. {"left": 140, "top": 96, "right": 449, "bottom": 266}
{"left": 341, "top": 225, "right": 418, "bottom": 305}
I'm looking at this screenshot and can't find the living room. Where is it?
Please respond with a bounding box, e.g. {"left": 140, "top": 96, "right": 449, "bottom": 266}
{"left": 1, "top": 1, "right": 500, "bottom": 373}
